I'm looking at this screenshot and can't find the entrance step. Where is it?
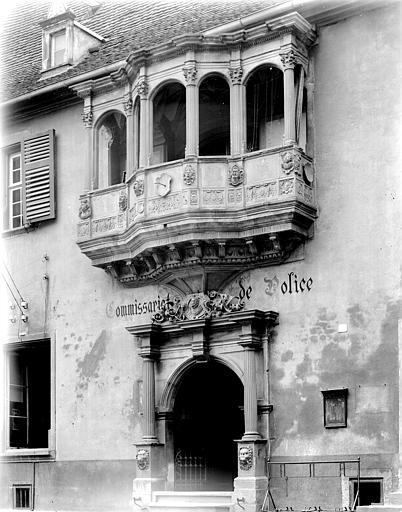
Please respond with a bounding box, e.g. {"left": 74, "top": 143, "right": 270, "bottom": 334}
{"left": 147, "top": 491, "right": 233, "bottom": 512}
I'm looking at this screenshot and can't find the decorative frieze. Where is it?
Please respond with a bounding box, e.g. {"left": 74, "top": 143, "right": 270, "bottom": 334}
{"left": 183, "top": 164, "right": 196, "bottom": 185}
{"left": 183, "top": 65, "right": 197, "bottom": 85}
{"left": 78, "top": 198, "right": 92, "bottom": 220}
{"left": 203, "top": 189, "right": 224, "bottom": 205}
{"left": 228, "top": 164, "right": 244, "bottom": 186}
{"left": 228, "top": 189, "right": 243, "bottom": 204}
{"left": 304, "top": 184, "right": 314, "bottom": 204}
{"left": 246, "top": 182, "right": 277, "bottom": 203}
{"left": 190, "top": 190, "right": 199, "bottom": 205}
{"left": 133, "top": 178, "right": 144, "bottom": 197}
{"left": 229, "top": 66, "right": 243, "bottom": 85}
{"left": 279, "top": 178, "right": 294, "bottom": 195}
{"left": 92, "top": 216, "right": 117, "bottom": 234}
{"left": 152, "top": 290, "right": 244, "bottom": 323}
{"left": 148, "top": 193, "right": 182, "bottom": 216}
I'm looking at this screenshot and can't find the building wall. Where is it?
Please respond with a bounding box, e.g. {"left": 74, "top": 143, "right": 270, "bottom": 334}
{"left": 1, "top": 4, "right": 401, "bottom": 510}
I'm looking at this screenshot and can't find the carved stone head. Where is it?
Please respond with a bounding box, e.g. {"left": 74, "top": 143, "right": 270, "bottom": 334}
{"left": 239, "top": 446, "right": 253, "bottom": 471}
{"left": 136, "top": 449, "right": 149, "bottom": 470}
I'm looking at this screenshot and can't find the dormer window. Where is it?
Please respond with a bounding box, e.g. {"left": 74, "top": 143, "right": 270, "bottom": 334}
{"left": 39, "top": 3, "right": 104, "bottom": 77}
{"left": 50, "top": 30, "right": 66, "bottom": 67}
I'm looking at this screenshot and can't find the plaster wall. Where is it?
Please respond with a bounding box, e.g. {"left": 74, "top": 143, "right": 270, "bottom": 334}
{"left": 1, "top": 4, "right": 401, "bottom": 510}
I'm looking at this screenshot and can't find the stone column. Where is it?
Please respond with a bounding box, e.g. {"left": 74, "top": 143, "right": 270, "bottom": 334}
{"left": 242, "top": 345, "right": 260, "bottom": 440}
{"left": 183, "top": 64, "right": 198, "bottom": 158}
{"left": 229, "top": 66, "right": 244, "bottom": 156}
{"left": 137, "top": 77, "right": 149, "bottom": 168}
{"left": 281, "top": 49, "right": 297, "bottom": 146}
{"left": 141, "top": 355, "right": 158, "bottom": 443}
{"left": 124, "top": 94, "right": 134, "bottom": 180}
{"left": 81, "top": 101, "right": 94, "bottom": 190}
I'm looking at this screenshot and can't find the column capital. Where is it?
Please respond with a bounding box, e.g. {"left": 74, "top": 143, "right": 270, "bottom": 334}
{"left": 136, "top": 77, "right": 149, "bottom": 98}
{"left": 123, "top": 96, "right": 133, "bottom": 116}
{"left": 183, "top": 65, "right": 197, "bottom": 85}
{"left": 280, "top": 49, "right": 297, "bottom": 70}
{"left": 81, "top": 109, "right": 93, "bottom": 128}
{"left": 127, "top": 323, "right": 161, "bottom": 358}
{"left": 229, "top": 66, "right": 243, "bottom": 85}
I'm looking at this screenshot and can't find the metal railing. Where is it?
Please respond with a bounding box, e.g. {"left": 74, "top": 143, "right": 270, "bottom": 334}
{"left": 261, "top": 458, "right": 360, "bottom": 512}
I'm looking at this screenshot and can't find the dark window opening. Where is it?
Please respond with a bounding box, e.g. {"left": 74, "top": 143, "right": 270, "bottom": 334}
{"left": 9, "top": 341, "right": 50, "bottom": 449}
{"left": 246, "top": 65, "right": 284, "bottom": 152}
{"left": 352, "top": 480, "right": 382, "bottom": 506}
{"left": 13, "top": 486, "right": 31, "bottom": 510}
{"left": 199, "top": 75, "right": 230, "bottom": 156}
{"left": 153, "top": 82, "right": 186, "bottom": 163}
{"left": 98, "top": 112, "right": 126, "bottom": 187}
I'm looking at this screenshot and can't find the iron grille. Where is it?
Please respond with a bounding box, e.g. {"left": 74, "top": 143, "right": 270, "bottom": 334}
{"left": 13, "top": 485, "right": 32, "bottom": 509}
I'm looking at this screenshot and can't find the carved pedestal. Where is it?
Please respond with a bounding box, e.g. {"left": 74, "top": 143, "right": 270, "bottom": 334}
{"left": 232, "top": 439, "right": 268, "bottom": 512}
{"left": 132, "top": 443, "right": 166, "bottom": 508}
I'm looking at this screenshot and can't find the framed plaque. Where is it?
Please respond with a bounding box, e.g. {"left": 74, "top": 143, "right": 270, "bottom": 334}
{"left": 322, "top": 388, "right": 348, "bottom": 428}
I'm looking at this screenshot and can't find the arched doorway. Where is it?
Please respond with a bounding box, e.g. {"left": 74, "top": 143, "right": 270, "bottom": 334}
{"left": 172, "top": 360, "right": 244, "bottom": 491}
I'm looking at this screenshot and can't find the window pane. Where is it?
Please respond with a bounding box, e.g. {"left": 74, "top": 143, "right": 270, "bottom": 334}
{"left": 13, "top": 203, "right": 21, "bottom": 216}
{"left": 12, "top": 154, "right": 21, "bottom": 171}
{"left": 52, "top": 31, "right": 66, "bottom": 66}
{"left": 12, "top": 188, "right": 21, "bottom": 202}
{"left": 12, "top": 169, "right": 21, "bottom": 184}
{"left": 12, "top": 216, "right": 22, "bottom": 229}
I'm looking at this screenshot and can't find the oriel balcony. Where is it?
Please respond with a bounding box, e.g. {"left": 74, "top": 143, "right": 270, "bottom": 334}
{"left": 77, "top": 145, "right": 315, "bottom": 289}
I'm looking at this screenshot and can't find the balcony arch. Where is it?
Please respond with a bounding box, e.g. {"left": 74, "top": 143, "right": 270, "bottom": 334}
{"left": 152, "top": 80, "right": 186, "bottom": 164}
{"left": 95, "top": 110, "right": 127, "bottom": 188}
{"left": 245, "top": 64, "right": 284, "bottom": 152}
{"left": 199, "top": 73, "right": 230, "bottom": 156}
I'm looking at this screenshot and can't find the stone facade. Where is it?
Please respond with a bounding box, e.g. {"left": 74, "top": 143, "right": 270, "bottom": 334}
{"left": 1, "top": 2, "right": 401, "bottom": 512}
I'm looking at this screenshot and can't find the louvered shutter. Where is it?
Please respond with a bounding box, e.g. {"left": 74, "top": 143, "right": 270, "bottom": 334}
{"left": 21, "top": 130, "right": 56, "bottom": 224}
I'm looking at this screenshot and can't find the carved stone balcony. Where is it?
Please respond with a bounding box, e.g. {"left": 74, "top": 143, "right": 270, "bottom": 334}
{"left": 77, "top": 146, "right": 316, "bottom": 289}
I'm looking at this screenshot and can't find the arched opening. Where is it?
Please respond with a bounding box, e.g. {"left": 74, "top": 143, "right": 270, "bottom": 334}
{"left": 152, "top": 82, "right": 186, "bottom": 164}
{"left": 246, "top": 65, "right": 284, "bottom": 152}
{"left": 199, "top": 75, "right": 230, "bottom": 156}
{"left": 97, "top": 111, "right": 126, "bottom": 188}
{"left": 173, "top": 360, "right": 244, "bottom": 491}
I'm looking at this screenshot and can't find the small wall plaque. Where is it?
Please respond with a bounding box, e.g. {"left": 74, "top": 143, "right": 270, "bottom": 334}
{"left": 322, "top": 388, "right": 348, "bottom": 428}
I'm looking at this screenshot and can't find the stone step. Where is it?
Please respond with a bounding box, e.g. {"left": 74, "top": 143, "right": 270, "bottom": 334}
{"left": 147, "top": 491, "right": 233, "bottom": 512}
{"left": 357, "top": 507, "right": 402, "bottom": 512}
{"left": 152, "top": 491, "right": 232, "bottom": 504}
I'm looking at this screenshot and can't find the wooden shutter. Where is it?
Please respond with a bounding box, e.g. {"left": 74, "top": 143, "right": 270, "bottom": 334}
{"left": 22, "top": 130, "right": 55, "bottom": 225}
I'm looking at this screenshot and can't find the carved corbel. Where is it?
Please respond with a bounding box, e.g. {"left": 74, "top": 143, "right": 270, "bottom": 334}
{"left": 269, "top": 234, "right": 281, "bottom": 252}
{"left": 105, "top": 263, "right": 119, "bottom": 280}
{"left": 169, "top": 244, "right": 181, "bottom": 262}
{"left": 136, "top": 77, "right": 149, "bottom": 98}
{"left": 125, "top": 259, "right": 138, "bottom": 277}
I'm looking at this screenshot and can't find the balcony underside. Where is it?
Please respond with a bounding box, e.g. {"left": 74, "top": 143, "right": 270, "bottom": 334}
{"left": 78, "top": 200, "right": 316, "bottom": 290}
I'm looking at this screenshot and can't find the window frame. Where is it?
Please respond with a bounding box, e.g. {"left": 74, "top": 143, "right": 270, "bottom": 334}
{"left": 2, "top": 337, "right": 55, "bottom": 458}
{"left": 50, "top": 29, "right": 67, "bottom": 68}
{"left": 2, "top": 130, "right": 56, "bottom": 233}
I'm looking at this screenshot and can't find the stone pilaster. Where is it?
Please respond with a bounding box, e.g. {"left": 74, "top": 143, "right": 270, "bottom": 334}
{"left": 183, "top": 63, "right": 198, "bottom": 158}
{"left": 242, "top": 344, "right": 260, "bottom": 440}
{"left": 281, "top": 49, "right": 297, "bottom": 145}
{"left": 123, "top": 93, "right": 134, "bottom": 179}
{"left": 136, "top": 76, "right": 149, "bottom": 168}
{"left": 229, "top": 65, "right": 244, "bottom": 156}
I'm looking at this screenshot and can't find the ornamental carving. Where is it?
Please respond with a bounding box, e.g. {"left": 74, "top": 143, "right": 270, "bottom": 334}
{"left": 152, "top": 291, "right": 244, "bottom": 323}
{"left": 183, "top": 66, "right": 197, "bottom": 85}
{"left": 229, "top": 67, "right": 243, "bottom": 85}
{"left": 78, "top": 198, "right": 92, "bottom": 220}
{"left": 279, "top": 178, "right": 294, "bottom": 195}
{"left": 136, "top": 78, "right": 149, "bottom": 98}
{"left": 203, "top": 189, "right": 224, "bottom": 205}
{"left": 239, "top": 446, "right": 253, "bottom": 471}
{"left": 281, "top": 151, "right": 302, "bottom": 175}
{"left": 81, "top": 110, "right": 93, "bottom": 128}
{"left": 123, "top": 98, "right": 133, "bottom": 116}
{"left": 119, "top": 190, "right": 128, "bottom": 212}
{"left": 133, "top": 178, "right": 144, "bottom": 197}
{"left": 228, "top": 164, "right": 244, "bottom": 186}
{"left": 183, "top": 164, "right": 196, "bottom": 185}
{"left": 280, "top": 50, "right": 297, "bottom": 70}
{"left": 155, "top": 173, "right": 172, "bottom": 197}
{"left": 136, "top": 449, "right": 149, "bottom": 471}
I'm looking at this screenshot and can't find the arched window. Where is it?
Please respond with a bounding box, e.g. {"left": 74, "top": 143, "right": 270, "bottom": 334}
{"left": 97, "top": 111, "right": 126, "bottom": 188}
{"left": 246, "top": 66, "right": 284, "bottom": 152}
{"left": 152, "top": 82, "right": 186, "bottom": 164}
{"left": 199, "top": 75, "right": 230, "bottom": 156}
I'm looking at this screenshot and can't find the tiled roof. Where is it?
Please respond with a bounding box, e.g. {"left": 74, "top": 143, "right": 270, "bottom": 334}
{"left": 0, "top": 0, "right": 272, "bottom": 103}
